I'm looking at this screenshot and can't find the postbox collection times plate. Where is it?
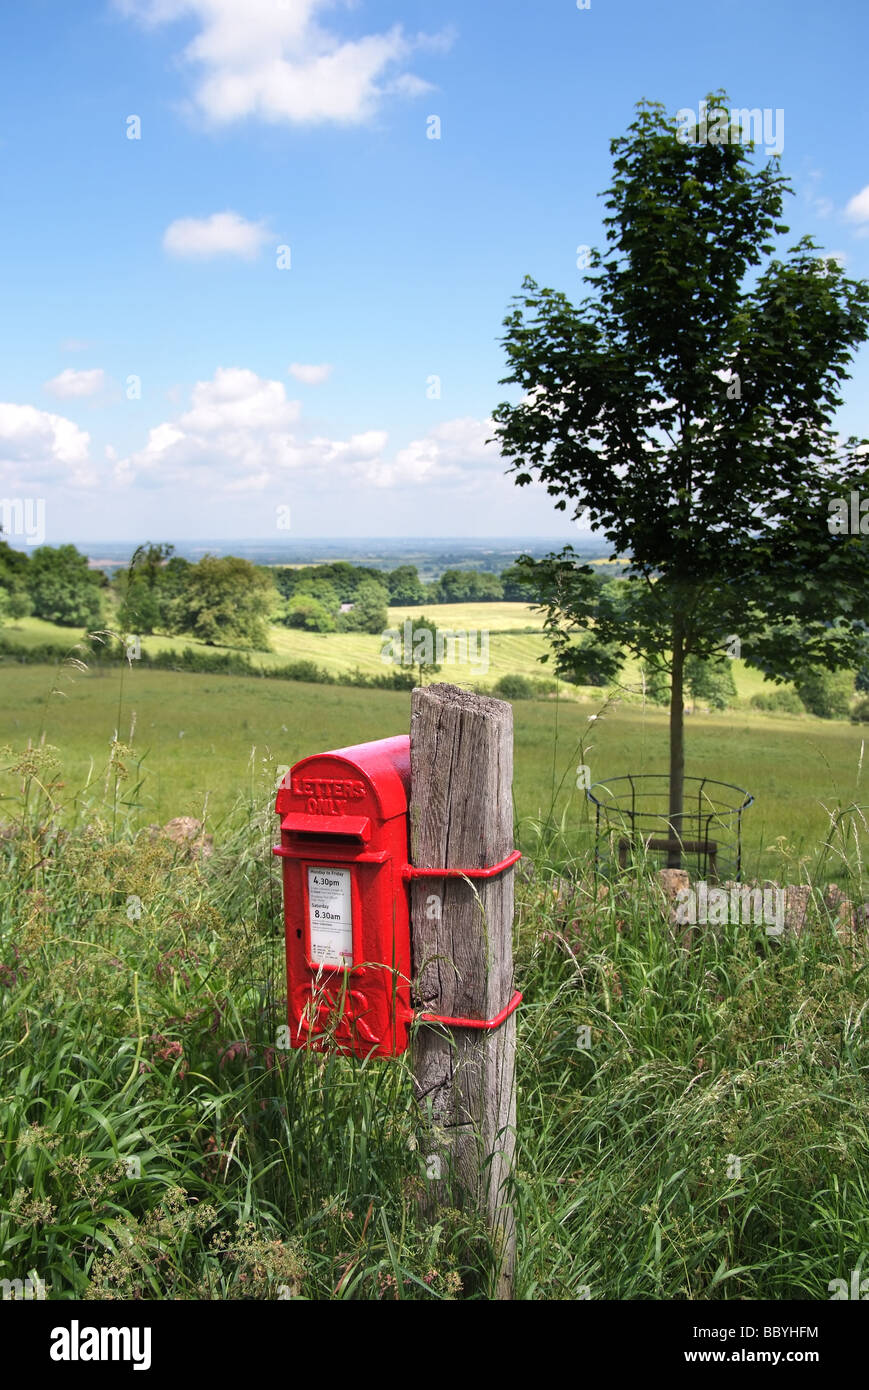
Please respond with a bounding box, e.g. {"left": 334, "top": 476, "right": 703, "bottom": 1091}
{"left": 306, "top": 867, "right": 354, "bottom": 968}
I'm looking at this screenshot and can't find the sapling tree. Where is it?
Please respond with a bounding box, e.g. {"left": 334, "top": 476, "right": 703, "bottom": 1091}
{"left": 492, "top": 94, "right": 869, "bottom": 865}
{"left": 685, "top": 654, "right": 737, "bottom": 712}
{"left": 387, "top": 614, "right": 442, "bottom": 686}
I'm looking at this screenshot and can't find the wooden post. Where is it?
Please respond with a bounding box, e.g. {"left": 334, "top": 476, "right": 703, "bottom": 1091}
{"left": 409, "top": 683, "right": 518, "bottom": 1299}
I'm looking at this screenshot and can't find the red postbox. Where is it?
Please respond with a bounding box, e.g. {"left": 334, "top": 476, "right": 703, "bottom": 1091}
{"left": 273, "top": 735, "right": 414, "bottom": 1058}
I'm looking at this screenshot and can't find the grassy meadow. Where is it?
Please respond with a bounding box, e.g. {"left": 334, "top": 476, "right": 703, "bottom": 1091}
{"left": 0, "top": 659, "right": 866, "bottom": 885}
{"left": 1, "top": 757, "right": 866, "bottom": 1300}
{"left": 1, "top": 614, "right": 868, "bottom": 1302}
{"left": 0, "top": 607, "right": 786, "bottom": 698}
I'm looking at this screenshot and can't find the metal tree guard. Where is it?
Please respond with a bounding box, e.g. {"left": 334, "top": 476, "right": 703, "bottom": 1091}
{"left": 587, "top": 774, "right": 754, "bottom": 882}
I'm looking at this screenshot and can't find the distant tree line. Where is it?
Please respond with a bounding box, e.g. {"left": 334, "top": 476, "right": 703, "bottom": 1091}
{"left": 0, "top": 538, "right": 106, "bottom": 627}
{"left": 270, "top": 559, "right": 556, "bottom": 633}
{"left": 3, "top": 536, "right": 865, "bottom": 718}
{"left": 0, "top": 538, "right": 278, "bottom": 650}
{"left": 0, "top": 538, "right": 565, "bottom": 648}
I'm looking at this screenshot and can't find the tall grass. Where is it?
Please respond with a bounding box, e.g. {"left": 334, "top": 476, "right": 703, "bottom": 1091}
{"left": 1, "top": 670, "right": 867, "bottom": 1299}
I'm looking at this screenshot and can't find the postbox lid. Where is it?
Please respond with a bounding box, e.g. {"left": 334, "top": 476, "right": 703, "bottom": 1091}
{"left": 275, "top": 734, "right": 410, "bottom": 822}
{"left": 280, "top": 812, "right": 371, "bottom": 840}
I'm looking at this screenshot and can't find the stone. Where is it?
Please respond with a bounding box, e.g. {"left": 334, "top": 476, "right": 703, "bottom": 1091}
{"left": 656, "top": 868, "right": 690, "bottom": 903}
{"left": 160, "top": 816, "right": 214, "bottom": 861}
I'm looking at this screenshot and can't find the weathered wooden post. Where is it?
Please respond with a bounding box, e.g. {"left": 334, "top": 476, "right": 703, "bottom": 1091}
{"left": 409, "top": 683, "right": 520, "bottom": 1299}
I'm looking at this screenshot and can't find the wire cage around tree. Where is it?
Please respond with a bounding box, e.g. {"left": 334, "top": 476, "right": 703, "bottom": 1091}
{"left": 586, "top": 774, "right": 754, "bottom": 883}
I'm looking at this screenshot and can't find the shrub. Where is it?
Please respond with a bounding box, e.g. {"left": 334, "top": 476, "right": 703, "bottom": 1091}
{"left": 850, "top": 692, "right": 869, "bottom": 723}
{"left": 282, "top": 594, "right": 336, "bottom": 633}
{"left": 750, "top": 687, "right": 804, "bottom": 714}
{"left": 149, "top": 646, "right": 255, "bottom": 675}
{"left": 796, "top": 668, "right": 856, "bottom": 720}
{"left": 269, "top": 659, "right": 333, "bottom": 684}
{"left": 356, "top": 669, "right": 416, "bottom": 691}
{"left": 493, "top": 674, "right": 536, "bottom": 700}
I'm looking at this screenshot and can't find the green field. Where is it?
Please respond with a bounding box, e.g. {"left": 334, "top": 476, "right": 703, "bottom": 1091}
{"left": 1, "top": 663, "right": 865, "bottom": 884}
{"left": 3, "top": 763, "right": 866, "bottom": 1300}
{"left": 0, "top": 607, "right": 800, "bottom": 704}
{"left": 386, "top": 601, "right": 546, "bottom": 631}
{"left": 2, "top": 648, "right": 867, "bottom": 1303}
{"left": 1, "top": 609, "right": 551, "bottom": 686}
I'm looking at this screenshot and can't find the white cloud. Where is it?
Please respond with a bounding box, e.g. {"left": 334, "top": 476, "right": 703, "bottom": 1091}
{"left": 0, "top": 402, "right": 95, "bottom": 488}
{"left": 181, "top": 367, "right": 300, "bottom": 433}
{"left": 116, "top": 0, "right": 445, "bottom": 127}
{"left": 367, "top": 417, "right": 497, "bottom": 488}
{"left": 318, "top": 429, "right": 388, "bottom": 462}
{"left": 116, "top": 367, "right": 327, "bottom": 488}
{"left": 44, "top": 367, "right": 106, "bottom": 398}
{"left": 844, "top": 184, "right": 869, "bottom": 232}
{"left": 114, "top": 369, "right": 501, "bottom": 499}
{"left": 288, "top": 362, "right": 333, "bottom": 385}
{"left": 163, "top": 211, "right": 271, "bottom": 260}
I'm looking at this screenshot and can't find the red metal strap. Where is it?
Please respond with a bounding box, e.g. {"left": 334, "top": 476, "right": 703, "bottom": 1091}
{"left": 416, "top": 989, "right": 522, "bottom": 1031}
{"left": 402, "top": 849, "right": 521, "bottom": 881}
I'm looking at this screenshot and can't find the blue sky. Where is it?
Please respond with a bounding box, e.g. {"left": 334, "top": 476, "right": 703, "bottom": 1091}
{"left": 1, "top": 0, "right": 868, "bottom": 545}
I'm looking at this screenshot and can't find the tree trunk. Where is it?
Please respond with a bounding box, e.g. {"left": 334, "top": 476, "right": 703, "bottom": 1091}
{"left": 668, "top": 619, "right": 685, "bottom": 868}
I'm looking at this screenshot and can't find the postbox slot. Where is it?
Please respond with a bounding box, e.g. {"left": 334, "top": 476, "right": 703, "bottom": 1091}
{"left": 290, "top": 831, "right": 366, "bottom": 845}
{"left": 281, "top": 813, "right": 371, "bottom": 842}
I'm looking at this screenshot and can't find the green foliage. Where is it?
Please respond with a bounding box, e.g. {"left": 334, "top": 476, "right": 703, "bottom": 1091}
{"left": 157, "top": 556, "right": 193, "bottom": 633}
{"left": 796, "top": 667, "right": 856, "bottom": 719}
{"left": 638, "top": 661, "right": 670, "bottom": 705}
{"left": 500, "top": 562, "right": 541, "bottom": 601}
{"left": 274, "top": 568, "right": 396, "bottom": 632}
{"left": 26, "top": 545, "right": 103, "bottom": 627}
{"left": 283, "top": 593, "right": 337, "bottom": 633}
{"left": 493, "top": 673, "right": 536, "bottom": 700}
{"left": 557, "top": 631, "right": 624, "bottom": 687}
{"left": 0, "top": 538, "right": 29, "bottom": 586}
{"left": 434, "top": 569, "right": 504, "bottom": 603}
{"left": 685, "top": 654, "right": 738, "bottom": 710}
{"left": 0, "top": 540, "right": 32, "bottom": 622}
{"left": 291, "top": 576, "right": 341, "bottom": 609}
{"left": 337, "top": 580, "right": 390, "bottom": 635}
{"left": 855, "top": 631, "right": 869, "bottom": 693}
{"left": 175, "top": 556, "right": 277, "bottom": 650}
{"left": 386, "top": 614, "right": 441, "bottom": 684}
{"left": 505, "top": 559, "right": 625, "bottom": 688}
{"left": 6, "top": 588, "right": 33, "bottom": 620}
{"left": 273, "top": 562, "right": 383, "bottom": 606}
{"left": 115, "top": 544, "right": 176, "bottom": 635}
{"left": 116, "top": 577, "right": 161, "bottom": 635}
{"left": 386, "top": 565, "right": 427, "bottom": 606}
{"left": 749, "top": 686, "right": 804, "bottom": 714}
{"left": 850, "top": 692, "right": 869, "bottom": 723}
{"left": 491, "top": 91, "right": 869, "bottom": 829}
